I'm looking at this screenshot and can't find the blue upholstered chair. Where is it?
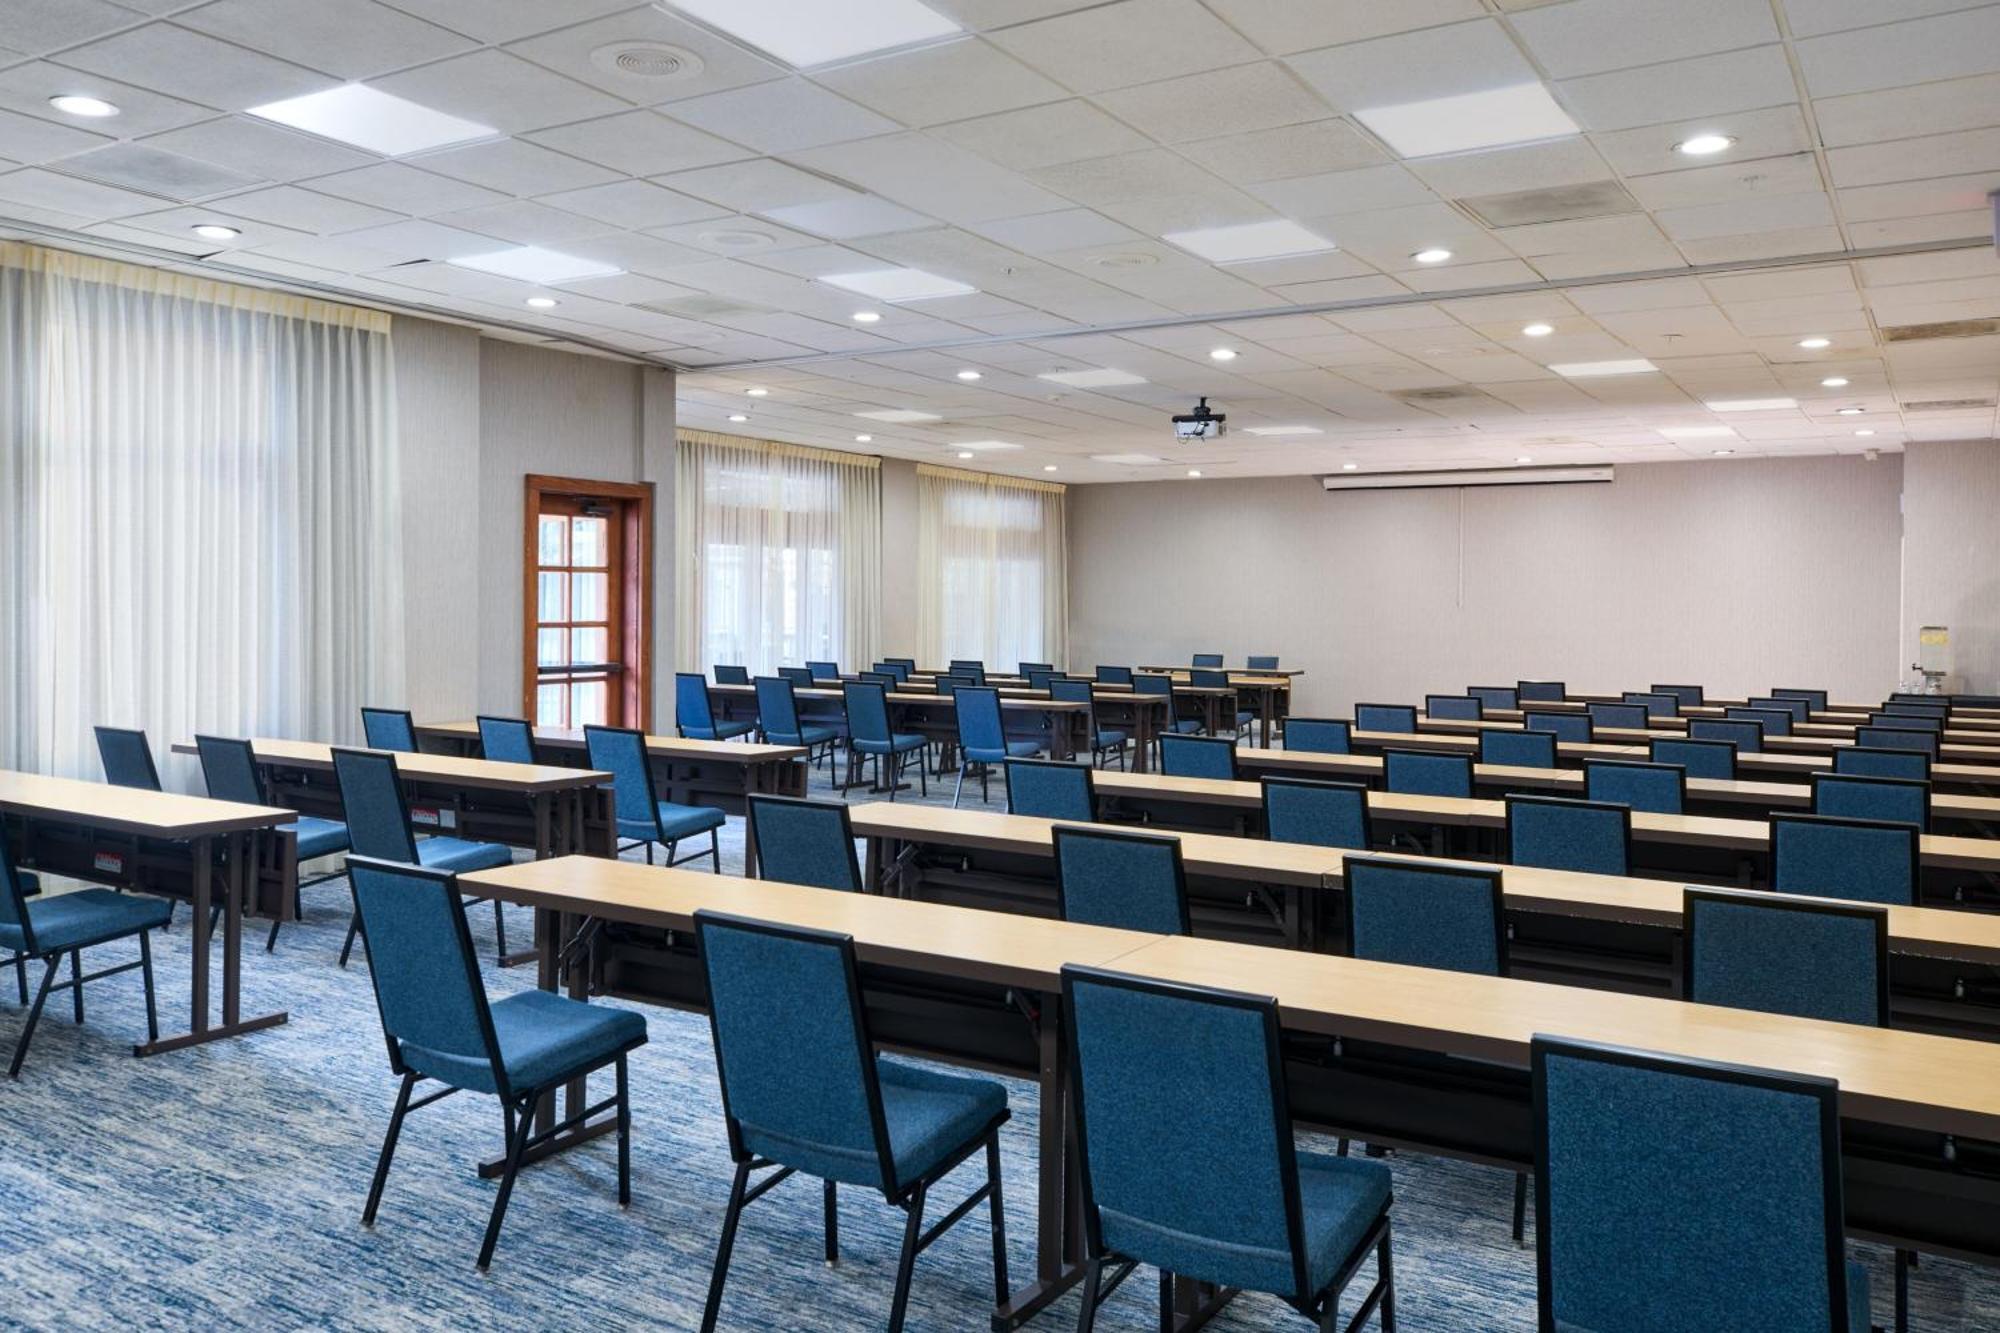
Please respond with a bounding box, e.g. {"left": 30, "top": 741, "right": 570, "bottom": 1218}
{"left": 696, "top": 912, "right": 1010, "bottom": 1333}
{"left": 1137, "top": 672, "right": 1204, "bottom": 739}
{"left": 746, "top": 795, "right": 861, "bottom": 892}
{"left": 1054, "top": 826, "right": 1190, "bottom": 934}
{"left": 1479, "top": 729, "right": 1556, "bottom": 769}
{"left": 1050, "top": 678, "right": 1127, "bottom": 768}
{"left": 1, "top": 822, "right": 166, "bottom": 1078}
{"left": 805, "top": 660, "right": 839, "bottom": 681}
{"left": 949, "top": 659, "right": 987, "bottom": 685}
{"left": 1426, "top": 695, "right": 1483, "bottom": 721}
{"left": 858, "top": 671, "right": 899, "bottom": 690}
{"left": 1194, "top": 668, "right": 1259, "bottom": 734}
{"left": 932, "top": 677, "right": 961, "bottom": 699}
{"left": 1751, "top": 696, "right": 1811, "bottom": 723}
{"left": 94, "top": 726, "right": 161, "bottom": 790}
{"left": 1191, "top": 653, "right": 1224, "bottom": 668}
{"left": 951, "top": 686, "right": 1040, "bottom": 807}
{"left": 1584, "top": 760, "right": 1685, "bottom": 814}
{"left": 1263, "top": 778, "right": 1370, "bottom": 850}
{"left": 754, "top": 676, "right": 839, "bottom": 771}
{"left": 585, "top": 725, "right": 725, "bottom": 870}
{"left": 1652, "top": 684, "right": 1705, "bottom": 707}
{"left": 1159, "top": 734, "right": 1236, "bottom": 780}
{"left": 1507, "top": 795, "right": 1629, "bottom": 875}
{"left": 361, "top": 707, "right": 418, "bottom": 753}
{"left": 1383, "top": 750, "right": 1472, "bottom": 798}
{"left": 347, "top": 856, "right": 644, "bottom": 1271}
{"left": 1525, "top": 711, "right": 1592, "bottom": 744}
{"left": 882, "top": 657, "right": 916, "bottom": 671}
{"left": 1532, "top": 1036, "right": 1872, "bottom": 1333}
{"left": 1284, "top": 718, "right": 1351, "bottom": 754}
{"left": 1062, "top": 965, "right": 1395, "bottom": 1332}
{"left": 1880, "top": 701, "right": 1947, "bottom": 720}
{"left": 475, "top": 715, "right": 537, "bottom": 765}
{"left": 1027, "top": 669, "right": 1063, "bottom": 691}
{"left": 1651, "top": 737, "right": 1736, "bottom": 780}
{"left": 1621, "top": 691, "right": 1679, "bottom": 719}
{"left": 1006, "top": 758, "right": 1095, "bottom": 822}
{"left": 677, "top": 673, "right": 755, "bottom": 742}
{"left": 1814, "top": 774, "right": 1929, "bottom": 832}
{"left": 1867, "top": 711, "right": 1942, "bottom": 734}
{"left": 871, "top": 661, "right": 911, "bottom": 684}
{"left": 1772, "top": 688, "right": 1828, "bottom": 712}
{"left": 1247, "top": 655, "right": 1280, "bottom": 670}
{"left": 1096, "top": 665, "right": 1134, "bottom": 686}
{"left": 1018, "top": 661, "right": 1055, "bottom": 677}
{"left": 714, "top": 664, "right": 750, "bottom": 685}
{"left": 1835, "top": 747, "right": 1931, "bottom": 782}
{"left": 775, "top": 666, "right": 815, "bottom": 689}
{"left": 842, "top": 681, "right": 928, "bottom": 798}
{"left": 1468, "top": 685, "right": 1518, "bottom": 711}
{"left": 1683, "top": 888, "right": 1887, "bottom": 1027}
{"left": 195, "top": 734, "right": 350, "bottom": 952}
{"left": 331, "top": 747, "right": 516, "bottom": 968}
{"left": 1585, "top": 702, "right": 1648, "bottom": 731}
{"left": 1727, "top": 705, "right": 1792, "bottom": 737}
{"left": 1853, "top": 726, "right": 1937, "bottom": 758}
{"left": 1355, "top": 704, "right": 1417, "bottom": 734}
{"left": 1772, "top": 814, "right": 1918, "bottom": 906}
{"left": 1690, "top": 718, "right": 1764, "bottom": 752}
{"left": 1516, "top": 680, "right": 1566, "bottom": 702}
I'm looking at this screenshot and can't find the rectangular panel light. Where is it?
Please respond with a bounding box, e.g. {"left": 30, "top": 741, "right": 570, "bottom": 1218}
{"left": 1323, "top": 465, "right": 1613, "bottom": 491}
{"left": 1038, "top": 368, "right": 1148, "bottom": 388}
{"left": 1656, "top": 425, "right": 1738, "bottom": 439}
{"left": 248, "top": 84, "right": 497, "bottom": 157}
{"left": 948, "top": 440, "right": 1020, "bottom": 452}
{"left": 1161, "top": 219, "right": 1336, "bottom": 263}
{"left": 856, "top": 409, "right": 942, "bottom": 423}
{"left": 1549, "top": 358, "right": 1657, "bottom": 378}
{"left": 821, "top": 267, "right": 977, "bottom": 302}
{"left": 450, "top": 246, "right": 622, "bottom": 283}
{"left": 661, "top": 0, "right": 959, "bottom": 68}
{"left": 1092, "top": 453, "right": 1168, "bottom": 465}
{"left": 1355, "top": 82, "right": 1579, "bottom": 159}
{"left": 1705, "top": 397, "right": 1798, "bottom": 412}
{"left": 1244, "top": 425, "right": 1323, "bottom": 437}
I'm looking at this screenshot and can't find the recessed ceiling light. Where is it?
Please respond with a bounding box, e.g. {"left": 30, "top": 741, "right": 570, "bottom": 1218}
{"left": 1549, "top": 358, "right": 1658, "bottom": 378}
{"left": 1244, "top": 426, "right": 1323, "bottom": 437}
{"left": 1209, "top": 347, "right": 1238, "bottom": 362}
{"left": 1411, "top": 247, "right": 1453, "bottom": 264}
{"left": 524, "top": 296, "right": 559, "bottom": 309}
{"left": 247, "top": 84, "right": 497, "bottom": 156}
{"left": 956, "top": 369, "right": 982, "bottom": 381}
{"left": 854, "top": 434, "right": 872, "bottom": 443}
{"left": 1711, "top": 448, "right": 1735, "bottom": 456}
{"left": 1674, "top": 133, "right": 1736, "bottom": 157}
{"left": 1657, "top": 425, "right": 1736, "bottom": 439}
{"left": 1797, "top": 337, "right": 1831, "bottom": 350}
{"left": 1043, "top": 464, "right": 1059, "bottom": 472}
{"left": 851, "top": 310, "right": 881, "bottom": 323}
{"left": 1161, "top": 219, "right": 1336, "bottom": 264}
{"left": 1521, "top": 322, "right": 1554, "bottom": 337}
{"left": 191, "top": 224, "right": 240, "bottom": 241}
{"left": 659, "top": 0, "right": 958, "bottom": 68}
{"left": 1355, "top": 82, "right": 1579, "bottom": 158}
{"left": 450, "top": 246, "right": 620, "bottom": 283}
{"left": 1038, "top": 368, "right": 1147, "bottom": 388}
{"left": 1515, "top": 456, "right": 1533, "bottom": 464}
{"left": 1820, "top": 376, "right": 1849, "bottom": 388}
{"left": 1186, "top": 469, "right": 1202, "bottom": 478}
{"left": 1855, "top": 429, "right": 1876, "bottom": 436}
{"left": 745, "top": 387, "right": 768, "bottom": 396}
{"left": 1341, "top": 462, "right": 1359, "bottom": 471}
{"left": 1706, "top": 397, "right": 1797, "bottom": 412}
{"left": 49, "top": 94, "right": 119, "bottom": 118}
{"left": 728, "top": 414, "right": 749, "bottom": 422}
{"left": 1837, "top": 406, "right": 1865, "bottom": 415}
{"left": 957, "top": 451, "right": 975, "bottom": 459}
{"left": 821, "top": 267, "right": 976, "bottom": 302}
{"left": 856, "top": 408, "right": 942, "bottom": 423}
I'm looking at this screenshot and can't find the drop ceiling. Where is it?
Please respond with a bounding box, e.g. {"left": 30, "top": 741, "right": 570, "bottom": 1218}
{"left": 2, "top": 0, "right": 1999, "bottom": 481}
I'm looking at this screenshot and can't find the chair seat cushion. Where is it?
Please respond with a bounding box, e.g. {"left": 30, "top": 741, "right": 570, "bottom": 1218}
{"left": 965, "top": 740, "right": 1043, "bottom": 763}
{"left": 879, "top": 1057, "right": 1009, "bottom": 1187}
{"left": 854, "top": 733, "right": 927, "bottom": 755}
{"left": 415, "top": 837, "right": 514, "bottom": 875}
{"left": 286, "top": 816, "right": 350, "bottom": 862}
{"left": 1296, "top": 1150, "right": 1394, "bottom": 1295}
{"left": 1169, "top": 720, "right": 1205, "bottom": 734}
{"left": 402, "top": 988, "right": 647, "bottom": 1095}
{"left": 619, "top": 801, "right": 726, "bottom": 844}
{"left": 772, "top": 725, "right": 838, "bottom": 747}
{"left": 1236, "top": 711, "right": 1258, "bottom": 726}
{"left": 1094, "top": 729, "right": 1128, "bottom": 749}
{"left": 1, "top": 887, "right": 170, "bottom": 955}
{"left": 685, "top": 720, "right": 756, "bottom": 741}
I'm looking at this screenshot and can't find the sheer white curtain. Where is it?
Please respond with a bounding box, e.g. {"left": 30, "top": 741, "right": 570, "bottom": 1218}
{"left": 675, "top": 431, "right": 881, "bottom": 677}
{"left": 0, "top": 242, "right": 403, "bottom": 780}
{"left": 917, "top": 464, "right": 1067, "bottom": 670}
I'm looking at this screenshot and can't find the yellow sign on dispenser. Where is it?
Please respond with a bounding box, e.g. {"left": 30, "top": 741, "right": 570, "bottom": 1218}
{"left": 1918, "top": 625, "right": 1949, "bottom": 677}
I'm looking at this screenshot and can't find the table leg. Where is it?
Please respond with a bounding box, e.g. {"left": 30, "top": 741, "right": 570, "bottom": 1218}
{"left": 743, "top": 767, "right": 762, "bottom": 879}
{"left": 223, "top": 830, "right": 244, "bottom": 1025}
{"left": 1131, "top": 705, "right": 1154, "bottom": 774}
{"left": 991, "top": 987, "right": 1086, "bottom": 1331}
{"left": 479, "top": 905, "right": 614, "bottom": 1177}
{"left": 532, "top": 791, "right": 552, "bottom": 860}
{"left": 135, "top": 829, "right": 288, "bottom": 1057}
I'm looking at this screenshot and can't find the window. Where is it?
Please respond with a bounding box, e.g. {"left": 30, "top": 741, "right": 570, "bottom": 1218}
{"left": 917, "top": 464, "right": 1067, "bottom": 669}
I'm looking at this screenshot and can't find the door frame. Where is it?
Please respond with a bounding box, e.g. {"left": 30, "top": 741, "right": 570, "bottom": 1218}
{"left": 523, "top": 474, "right": 655, "bottom": 731}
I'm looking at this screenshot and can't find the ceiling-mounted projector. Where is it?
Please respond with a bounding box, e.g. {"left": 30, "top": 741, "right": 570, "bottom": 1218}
{"left": 1173, "top": 396, "right": 1226, "bottom": 440}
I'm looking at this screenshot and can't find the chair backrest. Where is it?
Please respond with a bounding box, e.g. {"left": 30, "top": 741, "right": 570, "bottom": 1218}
{"left": 1191, "top": 653, "right": 1224, "bottom": 668}
{"left": 1690, "top": 717, "right": 1763, "bottom": 752}
{"left": 1683, "top": 887, "right": 1887, "bottom": 1026}
{"left": 1812, "top": 772, "right": 1929, "bottom": 832}
{"left": 777, "top": 666, "right": 816, "bottom": 687}
{"left": 1834, "top": 746, "right": 1931, "bottom": 782}
{"left": 746, "top": 796, "right": 861, "bottom": 893}
{"left": 1749, "top": 695, "right": 1810, "bottom": 723}
{"left": 1584, "top": 760, "right": 1685, "bottom": 814}
{"left": 1649, "top": 737, "right": 1736, "bottom": 781}
{"left": 1053, "top": 826, "right": 1190, "bottom": 934}
{"left": 1096, "top": 665, "right": 1134, "bottom": 685}
{"left": 949, "top": 659, "right": 987, "bottom": 685}
{"left": 1771, "top": 813, "right": 1919, "bottom": 906}
{"left": 360, "top": 707, "right": 418, "bottom": 753}
{"left": 1246, "top": 655, "right": 1279, "bottom": 671}
{"left": 1479, "top": 728, "right": 1557, "bottom": 769}
{"left": 1467, "top": 685, "right": 1518, "bottom": 711}
{"left": 1047, "top": 678, "right": 1093, "bottom": 707}
{"left": 1018, "top": 661, "right": 1054, "bottom": 676}
{"left": 1005, "top": 759, "right": 1096, "bottom": 822}
{"left": 859, "top": 671, "right": 899, "bottom": 689}
{"left": 883, "top": 657, "right": 916, "bottom": 670}
{"left": 754, "top": 676, "right": 805, "bottom": 740}
{"left": 1516, "top": 679, "right": 1566, "bottom": 702}
{"left": 1507, "top": 795, "right": 1630, "bottom": 875}
{"left": 1651, "top": 683, "right": 1705, "bottom": 706}
{"left": 1771, "top": 687, "right": 1828, "bottom": 711}
{"left": 584, "top": 725, "right": 662, "bottom": 836}
{"left": 1621, "top": 691, "right": 1678, "bottom": 719}
{"left": 1585, "top": 702, "right": 1648, "bottom": 731}
{"left": 476, "top": 715, "right": 537, "bottom": 765}
{"left": 1262, "top": 777, "right": 1370, "bottom": 850}
{"left": 1132, "top": 673, "right": 1170, "bottom": 697}
{"left": 1159, "top": 734, "right": 1237, "bottom": 780}
{"left": 932, "top": 677, "right": 961, "bottom": 698}
{"left": 805, "top": 660, "right": 839, "bottom": 681}
{"left": 1029, "top": 669, "right": 1065, "bottom": 692}
{"left": 1189, "top": 667, "right": 1229, "bottom": 689}
{"left": 95, "top": 726, "right": 161, "bottom": 791}
{"left": 331, "top": 748, "right": 420, "bottom": 863}
{"left": 1425, "top": 693, "right": 1483, "bottom": 721}
{"left": 1342, "top": 856, "right": 1504, "bottom": 975}
{"left": 1533, "top": 1036, "right": 1850, "bottom": 1333}
{"left": 714, "top": 664, "right": 750, "bottom": 684}
{"left": 1880, "top": 700, "right": 1948, "bottom": 718}
{"left": 675, "top": 673, "right": 718, "bottom": 733}
{"left": 1852, "top": 725, "right": 1937, "bottom": 757}
{"left": 193, "top": 734, "right": 265, "bottom": 805}
{"left": 1355, "top": 703, "right": 1417, "bottom": 734}
{"left": 1726, "top": 705, "right": 1792, "bottom": 736}
{"left": 1525, "top": 711, "right": 1592, "bottom": 744}
{"left": 1062, "top": 966, "right": 1310, "bottom": 1301}
{"left": 871, "top": 661, "right": 911, "bottom": 683}
{"left": 0, "top": 821, "right": 38, "bottom": 952}
{"left": 842, "top": 681, "right": 893, "bottom": 747}
{"left": 1383, "top": 749, "right": 1473, "bottom": 798}
{"left": 1282, "top": 718, "right": 1350, "bottom": 754}
{"left": 1866, "top": 710, "right": 1941, "bottom": 733}
{"left": 697, "top": 912, "right": 900, "bottom": 1192}
{"left": 954, "top": 686, "right": 1007, "bottom": 754}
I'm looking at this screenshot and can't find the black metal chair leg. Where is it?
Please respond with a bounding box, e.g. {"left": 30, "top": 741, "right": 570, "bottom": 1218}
{"left": 362, "top": 1070, "right": 418, "bottom": 1226}
{"left": 70, "top": 949, "right": 83, "bottom": 1023}
{"left": 1896, "top": 1248, "right": 1912, "bottom": 1333}
{"left": 824, "top": 1179, "right": 839, "bottom": 1264}
{"left": 1512, "top": 1172, "right": 1527, "bottom": 1244}
{"left": 7, "top": 957, "right": 59, "bottom": 1078}
{"left": 339, "top": 911, "right": 363, "bottom": 968}
{"left": 1076, "top": 1256, "right": 1104, "bottom": 1333}
{"left": 986, "top": 1132, "right": 1010, "bottom": 1302}
{"left": 265, "top": 913, "right": 284, "bottom": 952}
{"left": 887, "top": 1182, "right": 928, "bottom": 1333}
{"left": 493, "top": 899, "right": 507, "bottom": 960}
{"left": 13, "top": 952, "right": 25, "bottom": 1005}
{"left": 700, "top": 1161, "right": 753, "bottom": 1333}
{"left": 1157, "top": 1267, "right": 1174, "bottom": 1333}
{"left": 616, "top": 1055, "right": 632, "bottom": 1207}
{"left": 139, "top": 930, "right": 159, "bottom": 1044}
{"left": 952, "top": 764, "right": 967, "bottom": 808}
{"left": 709, "top": 828, "right": 720, "bottom": 872}
{"left": 476, "top": 1093, "right": 535, "bottom": 1270}
{"left": 1379, "top": 1223, "right": 1397, "bottom": 1331}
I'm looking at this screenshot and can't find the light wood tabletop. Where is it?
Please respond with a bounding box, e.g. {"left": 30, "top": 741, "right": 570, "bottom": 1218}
{"left": 415, "top": 720, "right": 806, "bottom": 764}
{"left": 168, "top": 738, "right": 611, "bottom": 795}
{"left": 0, "top": 769, "right": 294, "bottom": 839}
{"left": 709, "top": 683, "right": 1091, "bottom": 713}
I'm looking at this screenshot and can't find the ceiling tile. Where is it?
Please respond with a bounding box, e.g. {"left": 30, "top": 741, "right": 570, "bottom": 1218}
{"left": 116, "top": 202, "right": 311, "bottom": 249}
{"left": 141, "top": 115, "right": 379, "bottom": 180}
{"left": 0, "top": 61, "right": 215, "bottom": 137}
{"left": 57, "top": 141, "right": 263, "bottom": 199}
{"left": 662, "top": 79, "right": 898, "bottom": 154}
{"left": 0, "top": 106, "right": 113, "bottom": 163}
{"left": 56, "top": 22, "right": 338, "bottom": 110}
{"left": 1093, "top": 61, "right": 1329, "bottom": 143}
{"left": 402, "top": 137, "right": 622, "bottom": 196}
{"left": 1623, "top": 150, "right": 1824, "bottom": 210}
{"left": 656, "top": 157, "right": 854, "bottom": 212}
{"left": 967, "top": 208, "right": 1141, "bottom": 253}
{"left": 1202, "top": 0, "right": 1486, "bottom": 56}
{"left": 500, "top": 5, "right": 786, "bottom": 105}
{"left": 1028, "top": 148, "right": 1266, "bottom": 232}
{"left": 525, "top": 109, "right": 746, "bottom": 176}
{"left": 1795, "top": 6, "right": 2000, "bottom": 98}
{"left": 1176, "top": 120, "right": 1387, "bottom": 185}
{"left": 988, "top": 0, "right": 1262, "bottom": 95}
{"left": 793, "top": 132, "right": 1072, "bottom": 225}
{"left": 761, "top": 193, "right": 938, "bottom": 239}
{"left": 0, "top": 165, "right": 167, "bottom": 218}
{"left": 373, "top": 0, "right": 639, "bottom": 45}
{"left": 1287, "top": 19, "right": 1539, "bottom": 112}
{"left": 1813, "top": 72, "right": 2000, "bottom": 148}
{"left": 1247, "top": 163, "right": 1437, "bottom": 217}
{"left": 372, "top": 49, "right": 626, "bottom": 135}
{"left": 1591, "top": 104, "right": 1812, "bottom": 176}
{"left": 211, "top": 182, "right": 402, "bottom": 232}
{"left": 813, "top": 37, "right": 1066, "bottom": 126}
{"left": 1836, "top": 172, "right": 1998, "bottom": 222}
{"left": 310, "top": 216, "right": 501, "bottom": 261}
{"left": 538, "top": 178, "right": 727, "bottom": 230}
{"left": 176, "top": 0, "right": 476, "bottom": 80}
{"left": 2, "top": 0, "right": 146, "bottom": 57}
{"left": 1555, "top": 45, "right": 1797, "bottom": 132}
{"left": 1510, "top": 0, "right": 1779, "bottom": 79}
{"left": 1407, "top": 136, "right": 1614, "bottom": 197}
{"left": 310, "top": 161, "right": 507, "bottom": 215}
{"left": 1826, "top": 126, "right": 2000, "bottom": 188}
{"left": 1783, "top": 0, "right": 1995, "bottom": 38}
{"left": 435, "top": 198, "right": 616, "bottom": 245}
{"left": 929, "top": 99, "right": 1150, "bottom": 171}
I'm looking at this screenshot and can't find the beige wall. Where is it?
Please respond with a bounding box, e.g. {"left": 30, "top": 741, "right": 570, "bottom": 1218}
{"left": 1901, "top": 439, "right": 2000, "bottom": 694}
{"left": 1068, "top": 455, "right": 1906, "bottom": 715}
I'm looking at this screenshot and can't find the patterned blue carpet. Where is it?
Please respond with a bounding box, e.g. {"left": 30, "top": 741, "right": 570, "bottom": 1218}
{"left": 3, "top": 759, "right": 1997, "bottom": 1330}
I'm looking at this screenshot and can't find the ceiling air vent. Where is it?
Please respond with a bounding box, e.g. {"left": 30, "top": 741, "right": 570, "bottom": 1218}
{"left": 590, "top": 43, "right": 705, "bottom": 81}
{"left": 1881, "top": 318, "right": 2000, "bottom": 342}
{"left": 1458, "top": 181, "right": 1640, "bottom": 228}
{"left": 1901, "top": 398, "right": 1996, "bottom": 412}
